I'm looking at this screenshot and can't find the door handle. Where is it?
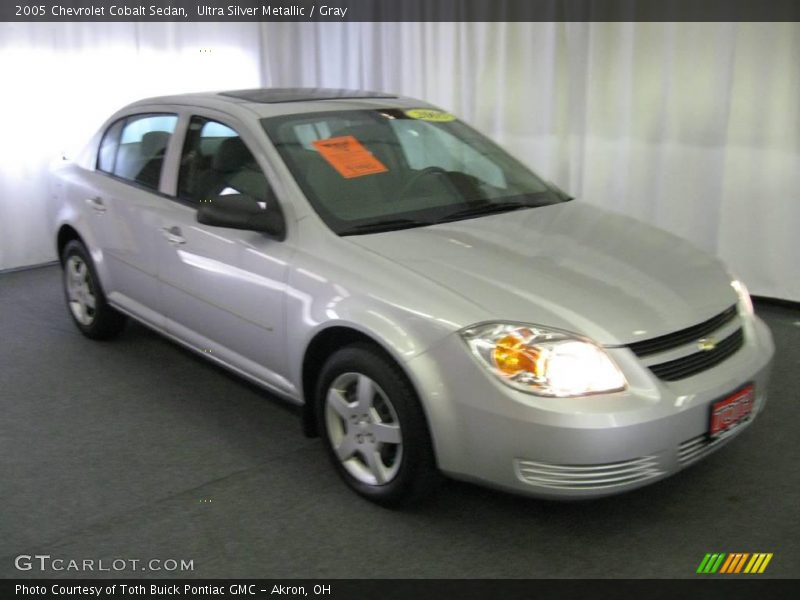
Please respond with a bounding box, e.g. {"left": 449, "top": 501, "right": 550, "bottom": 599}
{"left": 85, "top": 196, "right": 106, "bottom": 213}
{"left": 161, "top": 226, "right": 186, "bottom": 245}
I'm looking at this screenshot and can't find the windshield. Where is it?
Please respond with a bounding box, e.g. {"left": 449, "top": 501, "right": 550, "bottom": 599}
{"left": 261, "top": 108, "right": 570, "bottom": 235}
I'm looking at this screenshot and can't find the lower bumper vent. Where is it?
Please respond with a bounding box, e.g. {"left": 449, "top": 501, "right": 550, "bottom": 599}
{"left": 514, "top": 456, "right": 663, "bottom": 491}
{"left": 678, "top": 434, "right": 725, "bottom": 465}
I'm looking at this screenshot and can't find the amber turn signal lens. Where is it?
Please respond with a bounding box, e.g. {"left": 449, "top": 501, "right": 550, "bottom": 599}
{"left": 492, "top": 334, "right": 541, "bottom": 376}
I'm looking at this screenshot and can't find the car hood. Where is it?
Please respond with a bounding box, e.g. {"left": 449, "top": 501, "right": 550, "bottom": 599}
{"left": 347, "top": 201, "right": 738, "bottom": 345}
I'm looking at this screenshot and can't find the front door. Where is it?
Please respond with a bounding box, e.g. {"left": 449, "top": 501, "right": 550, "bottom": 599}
{"left": 154, "top": 115, "right": 294, "bottom": 395}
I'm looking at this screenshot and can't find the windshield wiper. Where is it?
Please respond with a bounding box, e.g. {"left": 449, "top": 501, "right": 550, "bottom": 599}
{"left": 438, "top": 200, "right": 533, "bottom": 223}
{"left": 338, "top": 201, "right": 537, "bottom": 235}
{"left": 338, "top": 218, "right": 433, "bottom": 236}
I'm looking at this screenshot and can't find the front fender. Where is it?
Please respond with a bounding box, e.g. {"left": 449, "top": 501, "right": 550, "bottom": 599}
{"left": 286, "top": 288, "right": 460, "bottom": 396}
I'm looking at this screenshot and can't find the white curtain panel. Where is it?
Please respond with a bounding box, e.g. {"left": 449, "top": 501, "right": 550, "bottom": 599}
{"left": 0, "top": 22, "right": 264, "bottom": 271}
{"left": 1, "top": 22, "right": 798, "bottom": 301}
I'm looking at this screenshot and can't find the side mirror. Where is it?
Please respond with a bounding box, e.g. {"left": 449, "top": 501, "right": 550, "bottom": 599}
{"left": 197, "top": 193, "right": 286, "bottom": 240}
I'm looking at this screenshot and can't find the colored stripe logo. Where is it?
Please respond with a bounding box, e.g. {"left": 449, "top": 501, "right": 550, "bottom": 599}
{"left": 696, "top": 553, "right": 773, "bottom": 574}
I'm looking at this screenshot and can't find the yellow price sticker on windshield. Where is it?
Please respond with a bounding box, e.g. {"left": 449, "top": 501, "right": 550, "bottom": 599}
{"left": 405, "top": 109, "right": 456, "bottom": 122}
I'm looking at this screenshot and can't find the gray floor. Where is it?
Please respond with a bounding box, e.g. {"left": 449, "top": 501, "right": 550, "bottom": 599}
{"left": 1, "top": 264, "right": 798, "bottom": 579}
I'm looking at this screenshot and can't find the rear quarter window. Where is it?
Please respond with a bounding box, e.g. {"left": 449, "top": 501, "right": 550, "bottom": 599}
{"left": 96, "top": 119, "right": 124, "bottom": 174}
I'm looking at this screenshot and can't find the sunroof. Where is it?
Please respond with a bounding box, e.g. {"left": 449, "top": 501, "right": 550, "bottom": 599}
{"left": 219, "top": 88, "right": 397, "bottom": 104}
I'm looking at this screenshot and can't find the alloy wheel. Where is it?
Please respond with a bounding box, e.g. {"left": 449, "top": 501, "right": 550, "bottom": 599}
{"left": 65, "top": 255, "right": 97, "bottom": 326}
{"left": 324, "top": 372, "right": 403, "bottom": 486}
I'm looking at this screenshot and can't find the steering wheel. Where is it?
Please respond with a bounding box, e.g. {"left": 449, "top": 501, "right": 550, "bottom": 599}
{"left": 398, "top": 166, "right": 449, "bottom": 198}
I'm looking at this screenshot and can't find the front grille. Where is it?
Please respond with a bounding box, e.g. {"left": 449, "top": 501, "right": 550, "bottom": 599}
{"left": 649, "top": 328, "right": 744, "bottom": 381}
{"left": 628, "top": 305, "right": 738, "bottom": 357}
{"left": 514, "top": 456, "right": 663, "bottom": 491}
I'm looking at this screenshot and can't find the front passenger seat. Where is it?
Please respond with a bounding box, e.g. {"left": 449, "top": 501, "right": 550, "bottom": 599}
{"left": 195, "top": 137, "right": 253, "bottom": 201}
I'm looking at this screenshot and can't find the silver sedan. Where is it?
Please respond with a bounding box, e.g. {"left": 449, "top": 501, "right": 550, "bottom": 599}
{"left": 50, "top": 88, "right": 774, "bottom": 505}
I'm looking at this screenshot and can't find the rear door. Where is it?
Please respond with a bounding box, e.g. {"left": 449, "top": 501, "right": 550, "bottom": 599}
{"left": 87, "top": 112, "right": 179, "bottom": 327}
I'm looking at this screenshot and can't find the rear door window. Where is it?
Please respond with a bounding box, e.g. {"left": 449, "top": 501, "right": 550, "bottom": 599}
{"left": 103, "top": 114, "right": 178, "bottom": 191}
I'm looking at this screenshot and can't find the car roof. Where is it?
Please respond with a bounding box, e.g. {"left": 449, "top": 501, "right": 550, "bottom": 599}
{"left": 125, "top": 88, "right": 438, "bottom": 120}
{"left": 220, "top": 88, "right": 397, "bottom": 103}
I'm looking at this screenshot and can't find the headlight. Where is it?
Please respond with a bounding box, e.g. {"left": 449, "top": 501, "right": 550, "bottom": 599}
{"left": 460, "top": 323, "right": 627, "bottom": 397}
{"left": 731, "top": 279, "right": 754, "bottom": 316}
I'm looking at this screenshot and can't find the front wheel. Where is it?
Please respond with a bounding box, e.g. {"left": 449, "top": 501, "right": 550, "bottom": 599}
{"left": 61, "top": 240, "right": 126, "bottom": 339}
{"left": 316, "top": 343, "right": 439, "bottom": 506}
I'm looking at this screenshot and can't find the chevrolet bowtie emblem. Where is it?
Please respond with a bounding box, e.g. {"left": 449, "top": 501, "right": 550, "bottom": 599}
{"left": 697, "top": 337, "right": 717, "bottom": 351}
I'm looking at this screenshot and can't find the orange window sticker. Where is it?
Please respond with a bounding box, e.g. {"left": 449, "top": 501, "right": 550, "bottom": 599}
{"left": 312, "top": 136, "right": 388, "bottom": 179}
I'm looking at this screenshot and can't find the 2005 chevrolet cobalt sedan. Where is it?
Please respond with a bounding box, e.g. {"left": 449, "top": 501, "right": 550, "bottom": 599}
{"left": 50, "top": 88, "right": 774, "bottom": 505}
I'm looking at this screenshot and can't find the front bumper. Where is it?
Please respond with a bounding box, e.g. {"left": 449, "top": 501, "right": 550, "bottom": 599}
{"left": 405, "top": 314, "right": 775, "bottom": 499}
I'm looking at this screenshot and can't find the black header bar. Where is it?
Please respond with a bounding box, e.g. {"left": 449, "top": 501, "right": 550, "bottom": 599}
{"left": 5, "top": 579, "right": 800, "bottom": 600}
{"left": 4, "top": 1, "right": 800, "bottom": 22}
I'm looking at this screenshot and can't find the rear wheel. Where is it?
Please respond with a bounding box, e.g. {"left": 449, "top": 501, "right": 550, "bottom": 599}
{"left": 61, "top": 240, "right": 126, "bottom": 339}
{"left": 316, "top": 343, "right": 439, "bottom": 506}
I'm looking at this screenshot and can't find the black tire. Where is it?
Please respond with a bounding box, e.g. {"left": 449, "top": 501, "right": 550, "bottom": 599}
{"left": 316, "top": 343, "right": 440, "bottom": 507}
{"left": 61, "top": 240, "right": 127, "bottom": 340}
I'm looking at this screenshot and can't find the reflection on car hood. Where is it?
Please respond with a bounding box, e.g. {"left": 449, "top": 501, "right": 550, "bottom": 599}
{"left": 348, "top": 201, "right": 738, "bottom": 345}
